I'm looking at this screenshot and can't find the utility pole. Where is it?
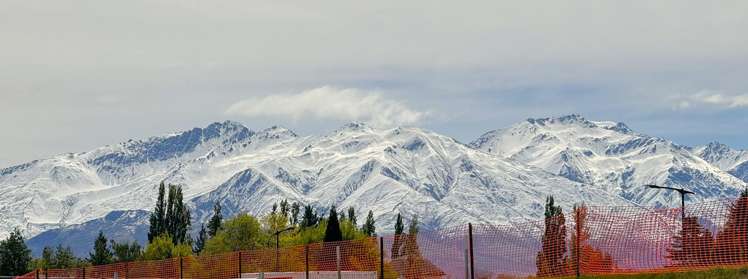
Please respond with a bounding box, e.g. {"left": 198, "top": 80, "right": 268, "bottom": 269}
{"left": 645, "top": 184, "right": 695, "bottom": 220}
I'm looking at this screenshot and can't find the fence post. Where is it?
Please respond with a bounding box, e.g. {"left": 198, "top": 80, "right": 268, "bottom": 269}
{"left": 576, "top": 208, "right": 581, "bottom": 278}
{"left": 468, "top": 223, "right": 475, "bottom": 279}
{"left": 35, "top": 269, "right": 39, "bottom": 279}
{"left": 238, "top": 252, "right": 243, "bottom": 278}
{"left": 82, "top": 266, "right": 86, "bottom": 279}
{"left": 336, "top": 245, "right": 341, "bottom": 279}
{"left": 125, "top": 261, "right": 129, "bottom": 279}
{"left": 379, "top": 237, "right": 384, "bottom": 279}
{"left": 305, "top": 245, "right": 310, "bottom": 279}
{"left": 179, "top": 257, "right": 183, "bottom": 279}
{"left": 464, "top": 249, "right": 469, "bottom": 279}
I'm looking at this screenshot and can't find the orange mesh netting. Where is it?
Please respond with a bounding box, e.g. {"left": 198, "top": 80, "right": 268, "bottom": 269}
{"left": 17, "top": 197, "right": 748, "bottom": 278}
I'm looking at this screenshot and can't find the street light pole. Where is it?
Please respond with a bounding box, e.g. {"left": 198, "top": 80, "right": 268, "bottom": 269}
{"left": 274, "top": 227, "right": 295, "bottom": 272}
{"left": 645, "top": 184, "right": 695, "bottom": 220}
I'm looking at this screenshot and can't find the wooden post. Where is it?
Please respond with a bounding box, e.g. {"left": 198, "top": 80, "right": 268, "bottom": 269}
{"left": 238, "top": 252, "right": 243, "bottom": 278}
{"left": 305, "top": 245, "right": 310, "bottom": 279}
{"left": 35, "top": 269, "right": 39, "bottom": 279}
{"left": 379, "top": 237, "right": 384, "bottom": 279}
{"left": 576, "top": 208, "right": 581, "bottom": 278}
{"left": 468, "top": 223, "right": 475, "bottom": 279}
{"left": 336, "top": 246, "right": 341, "bottom": 279}
{"left": 81, "top": 267, "right": 85, "bottom": 279}
{"left": 464, "top": 249, "right": 469, "bottom": 279}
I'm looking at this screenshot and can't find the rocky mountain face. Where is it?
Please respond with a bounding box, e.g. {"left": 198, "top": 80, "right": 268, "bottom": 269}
{"left": 1, "top": 116, "right": 745, "bottom": 257}
{"left": 470, "top": 114, "right": 745, "bottom": 207}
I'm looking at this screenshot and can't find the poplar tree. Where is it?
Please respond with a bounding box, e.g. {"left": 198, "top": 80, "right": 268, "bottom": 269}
{"left": 148, "top": 182, "right": 167, "bottom": 242}
{"left": 347, "top": 207, "right": 357, "bottom": 226}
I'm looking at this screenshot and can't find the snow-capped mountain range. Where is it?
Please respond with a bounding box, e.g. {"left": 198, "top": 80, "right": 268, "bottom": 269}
{"left": 1, "top": 115, "right": 746, "bottom": 256}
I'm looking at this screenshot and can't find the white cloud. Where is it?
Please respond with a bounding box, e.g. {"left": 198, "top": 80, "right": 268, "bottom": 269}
{"left": 674, "top": 91, "right": 748, "bottom": 110}
{"left": 226, "top": 86, "right": 427, "bottom": 127}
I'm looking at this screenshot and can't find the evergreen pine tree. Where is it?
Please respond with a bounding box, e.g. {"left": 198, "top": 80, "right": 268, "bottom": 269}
{"left": 194, "top": 225, "right": 208, "bottom": 254}
{"left": 89, "top": 231, "right": 113, "bottom": 265}
{"left": 323, "top": 205, "right": 343, "bottom": 242}
{"left": 148, "top": 182, "right": 167, "bottom": 242}
{"left": 41, "top": 246, "right": 54, "bottom": 269}
{"left": 348, "top": 207, "right": 357, "bottom": 226}
{"left": 0, "top": 228, "right": 31, "bottom": 276}
{"left": 53, "top": 245, "right": 77, "bottom": 268}
{"left": 391, "top": 213, "right": 404, "bottom": 258}
{"left": 207, "top": 202, "right": 223, "bottom": 238}
{"left": 362, "top": 210, "right": 376, "bottom": 236}
{"left": 291, "top": 202, "right": 301, "bottom": 225}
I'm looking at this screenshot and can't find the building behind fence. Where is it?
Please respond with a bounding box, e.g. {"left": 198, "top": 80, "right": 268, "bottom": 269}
{"left": 16, "top": 198, "right": 748, "bottom": 279}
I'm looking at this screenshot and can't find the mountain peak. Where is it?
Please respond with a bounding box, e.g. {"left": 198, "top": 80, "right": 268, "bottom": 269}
{"left": 526, "top": 114, "right": 589, "bottom": 126}
{"left": 256, "top": 125, "right": 297, "bottom": 139}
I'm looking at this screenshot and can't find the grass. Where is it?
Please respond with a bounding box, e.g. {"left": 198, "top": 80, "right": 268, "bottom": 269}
{"left": 556, "top": 266, "right": 748, "bottom": 279}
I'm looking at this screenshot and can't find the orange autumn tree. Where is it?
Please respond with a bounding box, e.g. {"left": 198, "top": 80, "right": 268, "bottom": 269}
{"left": 567, "top": 203, "right": 616, "bottom": 274}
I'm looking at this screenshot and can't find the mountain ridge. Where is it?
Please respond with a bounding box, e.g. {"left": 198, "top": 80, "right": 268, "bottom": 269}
{"left": 1, "top": 115, "right": 745, "bottom": 256}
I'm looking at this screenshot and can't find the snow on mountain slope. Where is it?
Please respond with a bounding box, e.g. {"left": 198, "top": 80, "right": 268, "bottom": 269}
{"left": 26, "top": 210, "right": 150, "bottom": 257}
{"left": 2, "top": 120, "right": 629, "bottom": 240}
{"left": 471, "top": 114, "right": 746, "bottom": 207}
{"left": 190, "top": 122, "right": 627, "bottom": 234}
{"left": 693, "top": 142, "right": 748, "bottom": 182}
{"left": 0, "top": 121, "right": 297, "bottom": 238}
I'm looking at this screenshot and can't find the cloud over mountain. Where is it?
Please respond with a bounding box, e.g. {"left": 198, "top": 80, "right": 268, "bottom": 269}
{"left": 226, "top": 86, "right": 427, "bottom": 127}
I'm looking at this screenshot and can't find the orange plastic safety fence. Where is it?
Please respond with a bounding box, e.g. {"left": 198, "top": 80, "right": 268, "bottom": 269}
{"left": 18, "top": 197, "right": 748, "bottom": 279}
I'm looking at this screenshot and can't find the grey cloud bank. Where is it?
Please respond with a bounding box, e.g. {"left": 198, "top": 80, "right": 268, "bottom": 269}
{"left": 1, "top": 1, "right": 747, "bottom": 167}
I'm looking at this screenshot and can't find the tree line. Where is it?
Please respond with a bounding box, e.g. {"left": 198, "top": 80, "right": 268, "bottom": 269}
{"left": 0, "top": 181, "right": 417, "bottom": 276}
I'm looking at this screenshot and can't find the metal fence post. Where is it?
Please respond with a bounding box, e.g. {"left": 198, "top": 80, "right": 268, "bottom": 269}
{"left": 35, "top": 269, "right": 39, "bottom": 279}
{"left": 468, "top": 223, "right": 475, "bottom": 279}
{"left": 464, "top": 249, "right": 469, "bottom": 279}
{"left": 81, "top": 267, "right": 85, "bottom": 279}
{"left": 379, "top": 237, "right": 384, "bottom": 279}
{"left": 179, "top": 257, "right": 183, "bottom": 279}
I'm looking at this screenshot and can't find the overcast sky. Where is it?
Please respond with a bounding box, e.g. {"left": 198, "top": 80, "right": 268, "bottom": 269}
{"left": 2, "top": 1, "right": 747, "bottom": 168}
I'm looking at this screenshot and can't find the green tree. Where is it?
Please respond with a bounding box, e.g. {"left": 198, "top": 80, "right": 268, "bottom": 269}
{"left": 347, "top": 207, "right": 357, "bottom": 226}
{"left": 362, "top": 210, "right": 376, "bottom": 236}
{"left": 53, "top": 245, "right": 78, "bottom": 268}
{"left": 193, "top": 225, "right": 208, "bottom": 254}
{"left": 41, "top": 246, "right": 54, "bottom": 269}
{"left": 536, "top": 196, "right": 568, "bottom": 277}
{"left": 0, "top": 228, "right": 32, "bottom": 276}
{"left": 111, "top": 240, "right": 141, "bottom": 263}
{"left": 142, "top": 235, "right": 190, "bottom": 260}
{"left": 203, "top": 214, "right": 264, "bottom": 255}
{"left": 207, "top": 202, "right": 223, "bottom": 238}
{"left": 164, "top": 184, "right": 191, "bottom": 245}
{"left": 280, "top": 199, "right": 290, "bottom": 218}
{"left": 89, "top": 231, "right": 113, "bottom": 265}
{"left": 148, "top": 182, "right": 167, "bottom": 242}
{"left": 391, "top": 213, "right": 404, "bottom": 258}
{"left": 323, "top": 206, "right": 343, "bottom": 242}
{"left": 301, "top": 205, "right": 319, "bottom": 228}
{"left": 290, "top": 202, "right": 301, "bottom": 225}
